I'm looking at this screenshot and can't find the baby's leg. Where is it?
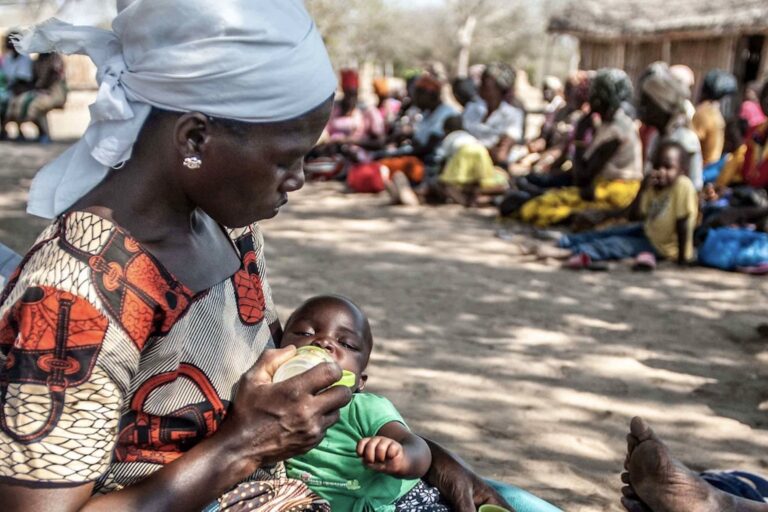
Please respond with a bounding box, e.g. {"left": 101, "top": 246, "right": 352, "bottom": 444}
{"left": 395, "top": 480, "right": 451, "bottom": 511}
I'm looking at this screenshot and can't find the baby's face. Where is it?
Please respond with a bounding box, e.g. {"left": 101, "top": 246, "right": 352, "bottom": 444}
{"left": 650, "top": 147, "right": 683, "bottom": 190}
{"left": 282, "top": 298, "right": 371, "bottom": 387}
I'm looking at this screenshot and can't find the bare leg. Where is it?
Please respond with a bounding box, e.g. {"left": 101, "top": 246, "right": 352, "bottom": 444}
{"left": 33, "top": 113, "right": 50, "bottom": 142}
{"left": 622, "top": 417, "right": 768, "bottom": 512}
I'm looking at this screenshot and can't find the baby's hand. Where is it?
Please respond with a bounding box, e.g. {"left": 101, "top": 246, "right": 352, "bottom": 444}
{"left": 356, "top": 436, "right": 407, "bottom": 476}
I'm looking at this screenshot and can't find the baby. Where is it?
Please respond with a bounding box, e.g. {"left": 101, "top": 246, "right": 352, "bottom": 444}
{"left": 282, "top": 295, "right": 449, "bottom": 511}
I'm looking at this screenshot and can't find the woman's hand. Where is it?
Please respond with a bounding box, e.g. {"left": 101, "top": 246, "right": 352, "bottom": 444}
{"left": 218, "top": 347, "right": 352, "bottom": 473}
{"left": 424, "top": 439, "right": 515, "bottom": 512}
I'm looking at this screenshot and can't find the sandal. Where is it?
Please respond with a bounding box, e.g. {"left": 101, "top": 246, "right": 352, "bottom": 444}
{"left": 565, "top": 253, "right": 591, "bottom": 270}
{"left": 632, "top": 252, "right": 657, "bottom": 272}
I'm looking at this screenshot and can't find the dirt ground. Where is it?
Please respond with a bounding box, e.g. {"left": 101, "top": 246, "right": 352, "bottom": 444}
{"left": 2, "top": 141, "right": 768, "bottom": 511}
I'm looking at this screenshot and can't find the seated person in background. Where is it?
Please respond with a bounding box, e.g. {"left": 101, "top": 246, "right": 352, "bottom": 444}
{"left": 284, "top": 295, "right": 458, "bottom": 512}
{"left": 518, "top": 68, "right": 643, "bottom": 227}
{"left": 420, "top": 115, "right": 509, "bottom": 206}
{"left": 373, "top": 77, "right": 402, "bottom": 132}
{"left": 558, "top": 141, "right": 697, "bottom": 270}
{"left": 319, "top": 69, "right": 386, "bottom": 155}
{"left": 451, "top": 76, "right": 479, "bottom": 108}
{"left": 669, "top": 64, "right": 696, "bottom": 122}
{"left": 0, "top": 31, "right": 33, "bottom": 140}
{"left": 380, "top": 73, "right": 458, "bottom": 202}
{"left": 727, "top": 80, "right": 768, "bottom": 190}
{"left": 704, "top": 119, "right": 748, "bottom": 195}
{"left": 693, "top": 70, "right": 737, "bottom": 168}
{"left": 6, "top": 51, "right": 67, "bottom": 143}
{"left": 639, "top": 61, "right": 704, "bottom": 190}
{"left": 462, "top": 63, "right": 525, "bottom": 166}
{"left": 740, "top": 80, "right": 767, "bottom": 130}
{"left": 306, "top": 69, "right": 387, "bottom": 180}
{"left": 511, "top": 71, "right": 595, "bottom": 178}
{"left": 537, "top": 76, "right": 567, "bottom": 147}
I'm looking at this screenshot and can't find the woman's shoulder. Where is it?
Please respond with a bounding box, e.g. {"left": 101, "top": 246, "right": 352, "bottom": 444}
{"left": 2, "top": 211, "right": 195, "bottom": 348}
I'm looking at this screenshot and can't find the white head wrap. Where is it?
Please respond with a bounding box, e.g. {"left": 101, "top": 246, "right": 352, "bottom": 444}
{"left": 15, "top": 0, "right": 337, "bottom": 219}
{"left": 640, "top": 62, "right": 691, "bottom": 116}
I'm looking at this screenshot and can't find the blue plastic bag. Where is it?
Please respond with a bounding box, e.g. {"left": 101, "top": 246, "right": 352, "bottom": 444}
{"left": 698, "top": 228, "right": 768, "bottom": 270}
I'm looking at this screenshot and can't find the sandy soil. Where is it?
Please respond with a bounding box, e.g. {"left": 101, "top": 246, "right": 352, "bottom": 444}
{"left": 2, "top": 141, "right": 768, "bottom": 511}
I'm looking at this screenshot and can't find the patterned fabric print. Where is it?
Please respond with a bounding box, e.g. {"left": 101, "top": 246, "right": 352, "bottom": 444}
{"left": 0, "top": 366, "right": 122, "bottom": 482}
{"left": 218, "top": 479, "right": 330, "bottom": 512}
{"left": 99, "top": 273, "right": 280, "bottom": 492}
{"left": 59, "top": 212, "right": 194, "bottom": 350}
{"left": 394, "top": 480, "right": 450, "bottom": 512}
{"left": 0, "top": 212, "right": 280, "bottom": 491}
{"left": 231, "top": 229, "right": 267, "bottom": 325}
{"left": 0, "top": 286, "right": 108, "bottom": 443}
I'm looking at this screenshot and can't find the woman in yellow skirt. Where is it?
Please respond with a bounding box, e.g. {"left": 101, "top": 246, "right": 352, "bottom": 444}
{"left": 520, "top": 69, "right": 643, "bottom": 227}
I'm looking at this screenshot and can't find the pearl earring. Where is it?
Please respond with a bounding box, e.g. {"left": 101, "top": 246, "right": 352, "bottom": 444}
{"left": 183, "top": 156, "right": 202, "bottom": 170}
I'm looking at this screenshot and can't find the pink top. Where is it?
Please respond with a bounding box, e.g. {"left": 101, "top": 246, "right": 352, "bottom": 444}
{"left": 327, "top": 103, "right": 385, "bottom": 143}
{"left": 740, "top": 100, "right": 767, "bottom": 129}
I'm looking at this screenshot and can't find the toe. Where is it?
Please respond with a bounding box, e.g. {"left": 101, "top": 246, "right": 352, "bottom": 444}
{"left": 630, "top": 416, "right": 656, "bottom": 443}
{"left": 621, "top": 472, "right": 631, "bottom": 484}
{"left": 621, "top": 484, "right": 638, "bottom": 499}
{"left": 621, "top": 497, "right": 651, "bottom": 512}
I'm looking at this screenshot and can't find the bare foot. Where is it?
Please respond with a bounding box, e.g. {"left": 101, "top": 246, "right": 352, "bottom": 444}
{"left": 621, "top": 417, "right": 732, "bottom": 512}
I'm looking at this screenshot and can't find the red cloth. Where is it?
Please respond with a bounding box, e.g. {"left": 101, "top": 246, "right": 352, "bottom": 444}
{"left": 346, "top": 162, "right": 385, "bottom": 193}
{"left": 742, "top": 122, "right": 768, "bottom": 189}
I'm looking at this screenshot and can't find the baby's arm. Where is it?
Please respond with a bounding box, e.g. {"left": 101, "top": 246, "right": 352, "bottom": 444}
{"left": 356, "top": 421, "right": 432, "bottom": 479}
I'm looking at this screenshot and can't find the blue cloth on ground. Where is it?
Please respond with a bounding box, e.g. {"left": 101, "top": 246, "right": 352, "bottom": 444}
{"left": 701, "top": 471, "right": 768, "bottom": 502}
{"left": 698, "top": 227, "right": 768, "bottom": 270}
{"left": 557, "top": 223, "right": 656, "bottom": 261}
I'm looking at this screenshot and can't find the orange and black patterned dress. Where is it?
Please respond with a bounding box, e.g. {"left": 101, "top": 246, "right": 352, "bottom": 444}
{"left": 0, "top": 211, "right": 328, "bottom": 510}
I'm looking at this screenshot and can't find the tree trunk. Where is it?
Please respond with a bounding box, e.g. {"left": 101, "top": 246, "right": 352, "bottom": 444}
{"left": 456, "top": 15, "right": 476, "bottom": 78}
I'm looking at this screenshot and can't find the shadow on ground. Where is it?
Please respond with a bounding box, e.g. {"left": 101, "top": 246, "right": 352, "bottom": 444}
{"left": 2, "top": 144, "right": 767, "bottom": 511}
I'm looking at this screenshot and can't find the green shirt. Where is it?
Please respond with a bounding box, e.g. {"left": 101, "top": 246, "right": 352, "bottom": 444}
{"left": 286, "top": 393, "right": 420, "bottom": 512}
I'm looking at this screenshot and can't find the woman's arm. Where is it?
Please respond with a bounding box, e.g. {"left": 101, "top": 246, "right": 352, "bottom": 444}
{"left": 356, "top": 421, "right": 431, "bottom": 479}
{"left": 575, "top": 138, "right": 622, "bottom": 191}
{"left": 492, "top": 135, "right": 515, "bottom": 166}
{"left": 0, "top": 348, "right": 351, "bottom": 512}
{"left": 423, "top": 438, "right": 516, "bottom": 512}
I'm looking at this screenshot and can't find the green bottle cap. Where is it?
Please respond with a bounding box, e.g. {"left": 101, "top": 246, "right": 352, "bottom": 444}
{"left": 478, "top": 506, "right": 511, "bottom": 512}
{"left": 333, "top": 370, "right": 357, "bottom": 388}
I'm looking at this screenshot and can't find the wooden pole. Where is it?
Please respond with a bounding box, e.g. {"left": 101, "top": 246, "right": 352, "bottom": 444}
{"left": 457, "top": 15, "right": 477, "bottom": 78}
{"left": 662, "top": 38, "right": 671, "bottom": 63}
{"left": 760, "top": 35, "right": 768, "bottom": 81}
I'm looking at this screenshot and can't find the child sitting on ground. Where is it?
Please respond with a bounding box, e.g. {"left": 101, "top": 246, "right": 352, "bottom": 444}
{"left": 283, "top": 295, "right": 449, "bottom": 511}
{"left": 558, "top": 140, "right": 698, "bottom": 270}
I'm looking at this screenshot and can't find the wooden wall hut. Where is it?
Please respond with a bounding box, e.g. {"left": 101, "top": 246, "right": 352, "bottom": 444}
{"left": 548, "top": 0, "right": 768, "bottom": 91}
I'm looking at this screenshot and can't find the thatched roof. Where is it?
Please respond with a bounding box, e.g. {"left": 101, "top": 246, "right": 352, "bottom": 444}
{"left": 549, "top": 0, "right": 768, "bottom": 40}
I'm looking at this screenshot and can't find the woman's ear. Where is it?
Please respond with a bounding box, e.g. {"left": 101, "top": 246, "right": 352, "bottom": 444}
{"left": 174, "top": 112, "right": 212, "bottom": 160}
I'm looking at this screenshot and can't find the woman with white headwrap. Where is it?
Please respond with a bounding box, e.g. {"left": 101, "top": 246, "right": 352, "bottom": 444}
{"left": 638, "top": 62, "right": 704, "bottom": 190}
{"left": 0, "top": 2, "right": 555, "bottom": 511}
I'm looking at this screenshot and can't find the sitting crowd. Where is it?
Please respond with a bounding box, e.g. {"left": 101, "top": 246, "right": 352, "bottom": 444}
{"left": 0, "top": 31, "right": 67, "bottom": 143}
{"left": 314, "top": 63, "right": 768, "bottom": 274}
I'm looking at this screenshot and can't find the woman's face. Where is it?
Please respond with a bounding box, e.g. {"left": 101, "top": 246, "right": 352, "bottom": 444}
{"left": 479, "top": 74, "right": 503, "bottom": 106}
{"left": 638, "top": 93, "right": 670, "bottom": 129}
{"left": 182, "top": 98, "right": 333, "bottom": 228}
